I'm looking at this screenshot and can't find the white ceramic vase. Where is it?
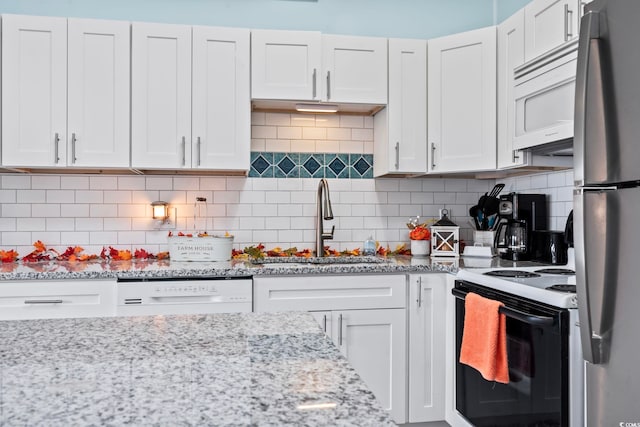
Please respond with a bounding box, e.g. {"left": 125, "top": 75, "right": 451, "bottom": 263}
{"left": 411, "top": 239, "right": 430, "bottom": 256}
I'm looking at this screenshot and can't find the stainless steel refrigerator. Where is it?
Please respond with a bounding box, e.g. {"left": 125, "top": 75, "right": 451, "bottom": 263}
{"left": 574, "top": 0, "right": 640, "bottom": 424}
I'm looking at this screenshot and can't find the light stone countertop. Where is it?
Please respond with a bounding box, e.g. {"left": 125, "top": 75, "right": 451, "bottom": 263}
{"left": 0, "top": 255, "right": 464, "bottom": 281}
{"left": 0, "top": 311, "right": 396, "bottom": 426}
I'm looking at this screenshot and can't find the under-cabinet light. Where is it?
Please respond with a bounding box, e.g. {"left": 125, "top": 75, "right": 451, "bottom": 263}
{"left": 295, "top": 103, "right": 339, "bottom": 113}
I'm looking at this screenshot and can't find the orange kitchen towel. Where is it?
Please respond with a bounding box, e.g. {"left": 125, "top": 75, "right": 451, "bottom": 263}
{"left": 459, "top": 292, "right": 509, "bottom": 384}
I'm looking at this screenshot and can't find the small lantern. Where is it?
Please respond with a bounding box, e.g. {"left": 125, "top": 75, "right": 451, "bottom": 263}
{"left": 151, "top": 201, "right": 170, "bottom": 223}
{"left": 430, "top": 209, "right": 460, "bottom": 258}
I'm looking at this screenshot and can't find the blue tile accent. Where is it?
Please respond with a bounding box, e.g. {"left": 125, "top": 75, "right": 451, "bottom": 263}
{"left": 274, "top": 153, "right": 299, "bottom": 178}
{"left": 250, "top": 152, "right": 373, "bottom": 179}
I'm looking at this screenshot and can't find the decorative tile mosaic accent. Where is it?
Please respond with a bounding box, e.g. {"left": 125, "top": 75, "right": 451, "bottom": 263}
{"left": 249, "top": 152, "right": 373, "bottom": 179}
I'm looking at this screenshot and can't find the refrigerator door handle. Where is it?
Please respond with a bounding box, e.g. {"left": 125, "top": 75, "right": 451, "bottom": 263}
{"left": 574, "top": 10, "right": 605, "bottom": 187}
{"left": 575, "top": 188, "right": 615, "bottom": 364}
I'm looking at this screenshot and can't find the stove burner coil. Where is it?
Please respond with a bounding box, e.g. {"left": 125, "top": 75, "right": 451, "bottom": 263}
{"left": 483, "top": 270, "right": 542, "bottom": 278}
{"left": 546, "top": 284, "right": 577, "bottom": 293}
{"left": 535, "top": 268, "right": 576, "bottom": 275}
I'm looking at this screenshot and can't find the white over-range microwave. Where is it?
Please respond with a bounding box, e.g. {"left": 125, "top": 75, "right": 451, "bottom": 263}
{"left": 513, "top": 40, "right": 579, "bottom": 153}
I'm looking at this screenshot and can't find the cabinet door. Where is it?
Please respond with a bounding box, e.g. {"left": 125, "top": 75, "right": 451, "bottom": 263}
{"left": 309, "top": 311, "right": 332, "bottom": 336}
{"left": 333, "top": 308, "right": 407, "bottom": 424}
{"left": 408, "top": 274, "right": 447, "bottom": 423}
{"left": 68, "top": 18, "right": 130, "bottom": 168}
{"left": 322, "top": 34, "right": 388, "bottom": 104}
{"left": 524, "top": 0, "right": 580, "bottom": 62}
{"left": 497, "top": 10, "right": 528, "bottom": 169}
{"left": 2, "top": 15, "right": 67, "bottom": 167}
{"left": 374, "top": 39, "right": 427, "bottom": 176}
{"left": 428, "top": 26, "right": 497, "bottom": 173}
{"left": 131, "top": 22, "right": 192, "bottom": 169}
{"left": 192, "top": 26, "right": 250, "bottom": 171}
{"left": 251, "top": 29, "right": 321, "bottom": 101}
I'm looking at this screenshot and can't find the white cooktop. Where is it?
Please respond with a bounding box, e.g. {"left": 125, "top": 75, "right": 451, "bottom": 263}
{"left": 456, "top": 265, "right": 577, "bottom": 309}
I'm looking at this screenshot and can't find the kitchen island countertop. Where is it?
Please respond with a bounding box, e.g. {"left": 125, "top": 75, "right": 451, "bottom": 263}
{"left": 0, "top": 311, "right": 396, "bottom": 426}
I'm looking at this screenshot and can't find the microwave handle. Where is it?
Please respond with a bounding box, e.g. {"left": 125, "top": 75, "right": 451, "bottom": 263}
{"left": 574, "top": 10, "right": 604, "bottom": 187}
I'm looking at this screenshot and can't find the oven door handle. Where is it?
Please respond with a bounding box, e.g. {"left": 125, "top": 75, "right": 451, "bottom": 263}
{"left": 452, "top": 288, "right": 555, "bottom": 326}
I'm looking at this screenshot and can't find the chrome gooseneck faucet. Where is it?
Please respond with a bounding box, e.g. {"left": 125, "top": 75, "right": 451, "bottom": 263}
{"left": 315, "top": 178, "right": 335, "bottom": 256}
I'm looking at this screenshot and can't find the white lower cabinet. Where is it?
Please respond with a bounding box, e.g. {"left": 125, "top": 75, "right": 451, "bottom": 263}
{"left": 408, "top": 273, "right": 448, "bottom": 423}
{"left": 254, "top": 274, "right": 407, "bottom": 424}
{"left": 0, "top": 280, "right": 117, "bottom": 320}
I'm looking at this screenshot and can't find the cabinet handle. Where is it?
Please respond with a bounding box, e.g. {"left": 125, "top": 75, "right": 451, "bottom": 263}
{"left": 431, "top": 143, "right": 436, "bottom": 169}
{"left": 54, "top": 133, "right": 60, "bottom": 164}
{"left": 312, "top": 68, "right": 317, "bottom": 99}
{"left": 395, "top": 142, "right": 400, "bottom": 170}
{"left": 338, "top": 313, "right": 343, "bottom": 346}
{"left": 24, "top": 299, "right": 63, "bottom": 304}
{"left": 181, "top": 136, "right": 186, "bottom": 166}
{"left": 323, "top": 314, "right": 327, "bottom": 333}
{"left": 71, "top": 133, "right": 77, "bottom": 164}
{"left": 512, "top": 150, "right": 520, "bottom": 163}
{"left": 326, "top": 71, "right": 331, "bottom": 100}
{"left": 196, "top": 136, "right": 201, "bottom": 166}
{"left": 564, "top": 4, "right": 574, "bottom": 41}
{"left": 417, "top": 277, "right": 423, "bottom": 308}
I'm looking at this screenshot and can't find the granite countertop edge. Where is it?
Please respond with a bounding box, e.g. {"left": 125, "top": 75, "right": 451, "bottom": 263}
{"left": 0, "top": 256, "right": 461, "bottom": 281}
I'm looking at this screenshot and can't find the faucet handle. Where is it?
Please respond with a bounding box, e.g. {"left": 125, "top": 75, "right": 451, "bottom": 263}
{"left": 322, "top": 225, "right": 335, "bottom": 240}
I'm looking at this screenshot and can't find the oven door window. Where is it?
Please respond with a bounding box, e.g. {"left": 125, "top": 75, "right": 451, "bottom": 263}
{"left": 455, "top": 285, "right": 569, "bottom": 426}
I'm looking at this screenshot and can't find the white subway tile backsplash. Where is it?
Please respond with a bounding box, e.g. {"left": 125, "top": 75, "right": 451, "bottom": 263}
{"left": 145, "top": 177, "right": 173, "bottom": 191}
{"left": 103, "top": 191, "right": 132, "bottom": 204}
{"left": 104, "top": 218, "right": 133, "bottom": 231}
{"left": 251, "top": 112, "right": 266, "bottom": 126}
{"left": 315, "top": 115, "right": 340, "bottom": 128}
{"left": 266, "top": 191, "right": 290, "bottom": 204}
{"left": 317, "top": 140, "right": 340, "bottom": 152}
{"left": 252, "top": 125, "right": 277, "bottom": 139}
{"left": 17, "top": 218, "right": 46, "bottom": 232}
{"left": 267, "top": 217, "right": 291, "bottom": 230}
{"left": 290, "top": 139, "right": 316, "bottom": 152}
{"left": 32, "top": 204, "right": 61, "bottom": 218}
{"left": 60, "top": 204, "right": 89, "bottom": 218}
{"left": 291, "top": 216, "right": 314, "bottom": 230}
{"left": 266, "top": 113, "right": 291, "bottom": 126}
{"left": 433, "top": 192, "right": 456, "bottom": 204}
{"left": 277, "top": 204, "right": 303, "bottom": 217}
{"left": 0, "top": 218, "right": 16, "bottom": 232}
{"left": 375, "top": 179, "right": 399, "bottom": 192}
{"left": 34, "top": 232, "right": 61, "bottom": 246}
{"left": 350, "top": 128, "right": 373, "bottom": 141}
{"left": 0, "top": 190, "right": 17, "bottom": 203}
{"left": 2, "top": 232, "right": 33, "bottom": 246}
{"left": 278, "top": 229, "right": 303, "bottom": 243}
{"left": 265, "top": 139, "right": 291, "bottom": 152}
{"left": 2, "top": 204, "right": 31, "bottom": 217}
{"left": 226, "top": 204, "right": 252, "bottom": 217}
{"left": 388, "top": 192, "right": 411, "bottom": 204}
{"left": 32, "top": 176, "right": 60, "bottom": 190}
{"left": 90, "top": 176, "right": 118, "bottom": 190}
{"left": 90, "top": 231, "right": 118, "bottom": 245}
{"left": 327, "top": 128, "right": 351, "bottom": 141}
{"left": 376, "top": 204, "right": 399, "bottom": 217}
{"left": 45, "top": 218, "right": 75, "bottom": 231}
{"left": 61, "top": 176, "right": 89, "bottom": 190}
{"left": 174, "top": 177, "right": 200, "bottom": 191}
{"left": 2, "top": 176, "right": 31, "bottom": 189}
{"left": 118, "top": 176, "right": 145, "bottom": 190}
{"left": 200, "top": 177, "right": 227, "bottom": 191}
{"left": 278, "top": 126, "right": 302, "bottom": 139}
{"left": 60, "top": 231, "right": 90, "bottom": 246}
{"left": 547, "top": 171, "right": 567, "bottom": 188}
{"left": 17, "top": 190, "right": 46, "bottom": 204}
{"left": 252, "top": 229, "right": 278, "bottom": 243}
{"left": 422, "top": 179, "right": 445, "bottom": 192}
{"left": 239, "top": 191, "right": 266, "bottom": 204}
{"left": 76, "top": 191, "right": 103, "bottom": 204}
{"left": 239, "top": 217, "right": 265, "bottom": 230}
{"left": 117, "top": 231, "right": 146, "bottom": 245}
{"left": 90, "top": 204, "right": 118, "bottom": 218}
{"left": 340, "top": 116, "right": 364, "bottom": 128}
{"left": 251, "top": 138, "right": 266, "bottom": 151}
{"left": 291, "top": 114, "right": 316, "bottom": 127}
{"left": 338, "top": 140, "right": 363, "bottom": 154}
{"left": 302, "top": 127, "right": 327, "bottom": 140}
{"left": 46, "top": 190, "right": 75, "bottom": 204}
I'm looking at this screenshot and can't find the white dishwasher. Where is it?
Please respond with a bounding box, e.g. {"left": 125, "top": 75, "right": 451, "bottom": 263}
{"left": 116, "top": 276, "right": 252, "bottom": 316}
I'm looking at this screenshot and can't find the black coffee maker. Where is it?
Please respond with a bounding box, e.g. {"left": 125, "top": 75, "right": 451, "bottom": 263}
{"left": 494, "top": 193, "right": 547, "bottom": 260}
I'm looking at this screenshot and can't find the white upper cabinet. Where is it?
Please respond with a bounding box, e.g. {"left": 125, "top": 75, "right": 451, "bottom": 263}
{"left": 524, "top": 0, "right": 580, "bottom": 62}
{"left": 251, "top": 30, "right": 387, "bottom": 104}
{"left": 322, "top": 34, "right": 388, "bottom": 104}
{"left": 374, "top": 38, "right": 427, "bottom": 176}
{"left": 251, "top": 30, "right": 321, "bottom": 101}
{"left": 192, "top": 26, "right": 250, "bottom": 171}
{"left": 131, "top": 22, "right": 192, "bottom": 169}
{"left": 132, "top": 23, "right": 250, "bottom": 171}
{"left": 427, "top": 26, "right": 497, "bottom": 173}
{"left": 2, "top": 15, "right": 67, "bottom": 167}
{"left": 2, "top": 15, "right": 130, "bottom": 169}
{"left": 497, "top": 9, "right": 528, "bottom": 169}
{"left": 67, "top": 18, "right": 131, "bottom": 168}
